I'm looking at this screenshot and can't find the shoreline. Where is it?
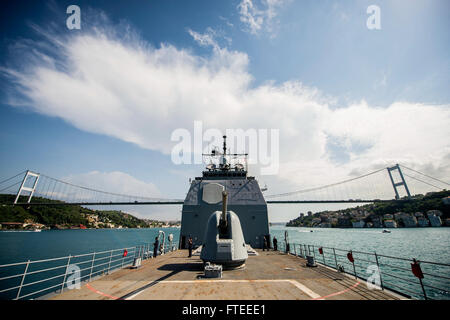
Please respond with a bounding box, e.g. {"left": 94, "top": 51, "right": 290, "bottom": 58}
{"left": 0, "top": 226, "right": 181, "bottom": 231}
{"left": 284, "top": 225, "right": 449, "bottom": 229}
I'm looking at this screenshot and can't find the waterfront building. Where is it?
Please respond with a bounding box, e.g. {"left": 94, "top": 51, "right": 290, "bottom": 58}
{"left": 370, "top": 215, "right": 382, "bottom": 228}
{"left": 318, "top": 222, "right": 332, "bottom": 228}
{"left": 417, "top": 217, "right": 429, "bottom": 227}
{"left": 445, "top": 218, "right": 450, "bottom": 227}
{"left": 401, "top": 215, "right": 418, "bottom": 227}
{"left": 384, "top": 220, "right": 397, "bottom": 228}
{"left": 428, "top": 215, "right": 442, "bottom": 227}
{"left": 0, "top": 222, "right": 25, "bottom": 229}
{"left": 427, "top": 210, "right": 443, "bottom": 217}
{"left": 352, "top": 220, "right": 365, "bottom": 228}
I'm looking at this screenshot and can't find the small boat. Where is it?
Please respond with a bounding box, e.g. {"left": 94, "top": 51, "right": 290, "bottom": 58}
{"left": 382, "top": 229, "right": 391, "bottom": 233}
{"left": 310, "top": 230, "right": 313, "bottom": 232}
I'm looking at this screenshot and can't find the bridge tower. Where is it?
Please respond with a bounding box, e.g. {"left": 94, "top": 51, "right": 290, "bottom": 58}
{"left": 387, "top": 164, "right": 411, "bottom": 200}
{"left": 14, "top": 170, "right": 40, "bottom": 204}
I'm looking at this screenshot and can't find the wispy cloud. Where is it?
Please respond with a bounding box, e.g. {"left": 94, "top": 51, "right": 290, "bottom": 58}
{"left": 187, "top": 27, "right": 220, "bottom": 50}
{"left": 219, "top": 15, "right": 234, "bottom": 28}
{"left": 187, "top": 27, "right": 231, "bottom": 51}
{"left": 237, "top": 0, "right": 287, "bottom": 36}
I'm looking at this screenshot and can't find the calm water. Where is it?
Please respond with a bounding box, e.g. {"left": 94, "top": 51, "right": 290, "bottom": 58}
{"left": 1, "top": 226, "right": 448, "bottom": 265}
{"left": 270, "top": 225, "right": 450, "bottom": 264}
{"left": 0, "top": 226, "right": 449, "bottom": 299}
{"left": 271, "top": 225, "right": 450, "bottom": 300}
{"left": 0, "top": 228, "right": 181, "bottom": 265}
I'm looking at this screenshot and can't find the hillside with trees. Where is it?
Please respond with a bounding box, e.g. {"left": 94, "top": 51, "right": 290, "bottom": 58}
{"left": 0, "top": 194, "right": 173, "bottom": 229}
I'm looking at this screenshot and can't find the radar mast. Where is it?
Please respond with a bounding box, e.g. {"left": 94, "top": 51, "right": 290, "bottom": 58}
{"left": 202, "top": 135, "right": 249, "bottom": 176}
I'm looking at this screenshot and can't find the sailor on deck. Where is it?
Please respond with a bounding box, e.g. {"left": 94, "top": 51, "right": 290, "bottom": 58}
{"left": 263, "top": 235, "right": 269, "bottom": 251}
{"left": 188, "top": 236, "right": 193, "bottom": 257}
{"left": 153, "top": 236, "right": 159, "bottom": 258}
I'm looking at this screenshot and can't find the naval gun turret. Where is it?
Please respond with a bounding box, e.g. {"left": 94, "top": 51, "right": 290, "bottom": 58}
{"left": 179, "top": 135, "right": 270, "bottom": 250}
{"left": 200, "top": 190, "right": 248, "bottom": 268}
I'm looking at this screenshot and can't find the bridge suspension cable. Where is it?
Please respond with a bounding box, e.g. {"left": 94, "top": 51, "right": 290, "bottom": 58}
{"left": 0, "top": 170, "right": 183, "bottom": 205}
{"left": 0, "top": 181, "right": 22, "bottom": 193}
{"left": 0, "top": 171, "right": 28, "bottom": 194}
{"left": 399, "top": 165, "right": 450, "bottom": 187}
{"left": 0, "top": 170, "right": 27, "bottom": 185}
{"left": 403, "top": 173, "right": 445, "bottom": 191}
{"left": 265, "top": 167, "right": 387, "bottom": 199}
{"left": 37, "top": 174, "right": 183, "bottom": 202}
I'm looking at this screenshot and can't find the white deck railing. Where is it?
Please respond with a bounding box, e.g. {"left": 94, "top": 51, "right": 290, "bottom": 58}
{"left": 0, "top": 242, "right": 178, "bottom": 300}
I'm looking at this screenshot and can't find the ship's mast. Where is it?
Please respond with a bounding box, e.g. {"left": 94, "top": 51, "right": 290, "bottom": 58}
{"left": 201, "top": 135, "right": 248, "bottom": 174}
{"left": 222, "top": 135, "right": 227, "bottom": 166}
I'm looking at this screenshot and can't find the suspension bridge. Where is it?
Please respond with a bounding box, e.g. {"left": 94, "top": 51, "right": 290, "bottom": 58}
{"left": 0, "top": 164, "right": 448, "bottom": 207}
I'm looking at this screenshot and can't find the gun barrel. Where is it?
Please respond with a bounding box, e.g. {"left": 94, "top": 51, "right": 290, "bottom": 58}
{"left": 221, "top": 191, "right": 228, "bottom": 226}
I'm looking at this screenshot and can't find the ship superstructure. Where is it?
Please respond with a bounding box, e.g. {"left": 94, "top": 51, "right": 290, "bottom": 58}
{"left": 179, "top": 136, "right": 269, "bottom": 249}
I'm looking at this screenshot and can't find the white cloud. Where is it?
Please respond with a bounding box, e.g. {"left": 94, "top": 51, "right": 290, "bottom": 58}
{"left": 188, "top": 27, "right": 232, "bottom": 52}
{"left": 59, "top": 171, "right": 181, "bottom": 220}
{"left": 187, "top": 27, "right": 219, "bottom": 50}
{"left": 237, "top": 0, "right": 287, "bottom": 36}
{"left": 2, "top": 21, "right": 450, "bottom": 201}
{"left": 62, "top": 171, "right": 163, "bottom": 199}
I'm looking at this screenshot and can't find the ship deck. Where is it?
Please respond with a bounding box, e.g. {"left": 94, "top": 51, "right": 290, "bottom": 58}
{"left": 50, "top": 249, "right": 403, "bottom": 300}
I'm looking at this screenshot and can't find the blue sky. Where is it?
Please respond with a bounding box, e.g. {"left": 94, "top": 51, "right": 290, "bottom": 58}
{"left": 0, "top": 0, "right": 449, "bottom": 221}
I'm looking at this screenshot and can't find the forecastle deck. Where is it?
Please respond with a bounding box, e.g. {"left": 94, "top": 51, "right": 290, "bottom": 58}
{"left": 49, "top": 249, "right": 403, "bottom": 300}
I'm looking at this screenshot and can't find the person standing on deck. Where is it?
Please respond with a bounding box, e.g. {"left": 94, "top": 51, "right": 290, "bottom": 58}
{"left": 273, "top": 237, "right": 278, "bottom": 251}
{"left": 188, "top": 236, "right": 193, "bottom": 257}
{"left": 153, "top": 236, "right": 159, "bottom": 258}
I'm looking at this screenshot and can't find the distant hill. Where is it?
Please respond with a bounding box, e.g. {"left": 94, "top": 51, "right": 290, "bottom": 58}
{"left": 0, "top": 194, "right": 163, "bottom": 229}
{"left": 287, "top": 190, "right": 450, "bottom": 227}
